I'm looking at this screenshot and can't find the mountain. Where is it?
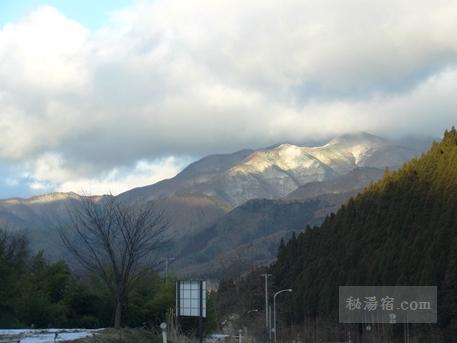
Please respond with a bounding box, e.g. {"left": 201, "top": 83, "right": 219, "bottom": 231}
{"left": 0, "top": 133, "right": 423, "bottom": 275}
{"left": 264, "top": 129, "right": 457, "bottom": 341}
{"left": 0, "top": 192, "right": 229, "bottom": 260}
{"left": 0, "top": 174, "right": 381, "bottom": 275}
{"left": 0, "top": 171, "right": 383, "bottom": 276}
{"left": 285, "top": 167, "right": 384, "bottom": 201}
{"left": 0, "top": 193, "right": 87, "bottom": 260}
{"left": 119, "top": 132, "right": 419, "bottom": 207}
{"left": 172, "top": 168, "right": 386, "bottom": 278}
{"left": 117, "top": 149, "right": 255, "bottom": 204}
{"left": 150, "top": 194, "right": 230, "bottom": 239}
{"left": 173, "top": 192, "right": 357, "bottom": 278}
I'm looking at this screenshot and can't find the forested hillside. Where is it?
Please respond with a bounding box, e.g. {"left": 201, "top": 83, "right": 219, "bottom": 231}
{"left": 269, "top": 128, "right": 457, "bottom": 340}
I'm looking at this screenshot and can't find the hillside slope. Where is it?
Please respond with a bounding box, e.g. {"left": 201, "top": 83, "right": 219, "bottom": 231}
{"left": 173, "top": 190, "right": 361, "bottom": 278}
{"left": 171, "top": 167, "right": 385, "bottom": 277}
{"left": 270, "top": 128, "right": 457, "bottom": 340}
{"left": 0, "top": 193, "right": 229, "bottom": 260}
{"left": 285, "top": 167, "right": 383, "bottom": 201}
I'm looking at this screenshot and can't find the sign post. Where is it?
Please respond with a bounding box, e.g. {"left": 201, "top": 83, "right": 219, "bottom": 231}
{"left": 199, "top": 280, "right": 204, "bottom": 343}
{"left": 176, "top": 280, "right": 207, "bottom": 343}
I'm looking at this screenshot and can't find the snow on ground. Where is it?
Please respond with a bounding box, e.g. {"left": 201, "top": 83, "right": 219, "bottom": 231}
{"left": 0, "top": 329, "right": 100, "bottom": 342}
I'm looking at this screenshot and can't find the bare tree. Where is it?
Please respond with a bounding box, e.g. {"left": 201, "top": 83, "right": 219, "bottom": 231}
{"left": 0, "top": 225, "right": 28, "bottom": 266}
{"left": 59, "top": 196, "right": 167, "bottom": 329}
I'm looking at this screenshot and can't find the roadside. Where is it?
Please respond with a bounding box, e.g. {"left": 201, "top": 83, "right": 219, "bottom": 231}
{"left": 0, "top": 328, "right": 101, "bottom": 342}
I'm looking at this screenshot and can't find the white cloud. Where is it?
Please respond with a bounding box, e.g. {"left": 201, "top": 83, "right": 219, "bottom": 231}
{"left": 55, "top": 157, "right": 185, "bottom": 195}
{"left": 0, "top": 0, "right": 457, "bottom": 195}
{"left": 29, "top": 181, "right": 48, "bottom": 191}
{"left": 0, "top": 6, "right": 89, "bottom": 93}
{"left": 23, "top": 155, "right": 187, "bottom": 195}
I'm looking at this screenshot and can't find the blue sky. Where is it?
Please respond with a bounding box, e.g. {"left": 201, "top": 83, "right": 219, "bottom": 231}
{"left": 0, "top": 0, "right": 133, "bottom": 29}
{"left": 0, "top": 0, "right": 456, "bottom": 198}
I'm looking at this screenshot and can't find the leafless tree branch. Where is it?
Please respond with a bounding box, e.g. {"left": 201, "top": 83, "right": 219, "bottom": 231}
{"left": 59, "top": 196, "right": 167, "bottom": 329}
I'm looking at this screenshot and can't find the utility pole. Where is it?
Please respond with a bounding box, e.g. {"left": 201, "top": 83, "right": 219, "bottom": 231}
{"left": 262, "top": 273, "right": 272, "bottom": 341}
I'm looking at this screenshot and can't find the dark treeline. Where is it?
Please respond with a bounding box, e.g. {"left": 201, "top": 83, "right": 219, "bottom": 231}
{"left": 0, "top": 229, "right": 175, "bottom": 329}
{"left": 218, "top": 128, "right": 457, "bottom": 342}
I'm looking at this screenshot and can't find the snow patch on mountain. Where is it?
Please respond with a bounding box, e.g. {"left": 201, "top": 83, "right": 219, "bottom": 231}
{"left": 118, "top": 132, "right": 420, "bottom": 207}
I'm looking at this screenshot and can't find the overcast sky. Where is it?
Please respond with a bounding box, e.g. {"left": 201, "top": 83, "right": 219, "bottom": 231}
{"left": 0, "top": 0, "right": 456, "bottom": 198}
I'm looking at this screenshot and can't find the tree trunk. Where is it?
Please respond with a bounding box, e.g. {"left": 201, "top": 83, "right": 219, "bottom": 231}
{"left": 114, "top": 299, "right": 122, "bottom": 330}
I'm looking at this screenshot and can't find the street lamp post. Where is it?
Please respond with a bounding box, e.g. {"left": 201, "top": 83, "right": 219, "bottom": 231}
{"left": 273, "top": 288, "right": 292, "bottom": 343}
{"left": 262, "top": 274, "right": 271, "bottom": 340}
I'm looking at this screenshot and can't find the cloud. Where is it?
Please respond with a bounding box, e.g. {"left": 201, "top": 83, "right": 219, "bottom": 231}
{"left": 55, "top": 156, "right": 187, "bottom": 195}
{"left": 0, "top": 0, "right": 457, "bottom": 195}
{"left": 22, "top": 154, "right": 188, "bottom": 195}
{"left": 0, "top": 6, "right": 89, "bottom": 94}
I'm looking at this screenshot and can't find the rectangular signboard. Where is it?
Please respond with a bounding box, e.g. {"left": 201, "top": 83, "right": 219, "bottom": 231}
{"left": 176, "top": 280, "right": 207, "bottom": 318}
{"left": 339, "top": 286, "right": 437, "bottom": 323}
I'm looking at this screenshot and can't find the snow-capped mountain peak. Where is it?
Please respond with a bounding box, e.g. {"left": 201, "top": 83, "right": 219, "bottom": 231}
{"left": 119, "top": 133, "right": 420, "bottom": 207}
{"left": 325, "top": 132, "right": 391, "bottom": 165}
{"left": 228, "top": 132, "right": 393, "bottom": 177}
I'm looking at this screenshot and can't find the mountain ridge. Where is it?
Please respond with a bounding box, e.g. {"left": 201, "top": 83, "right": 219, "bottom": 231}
{"left": 0, "top": 132, "right": 426, "bottom": 275}
{"left": 118, "top": 132, "right": 421, "bottom": 207}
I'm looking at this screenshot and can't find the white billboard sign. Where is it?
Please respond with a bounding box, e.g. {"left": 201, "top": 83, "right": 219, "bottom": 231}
{"left": 176, "top": 280, "right": 207, "bottom": 318}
